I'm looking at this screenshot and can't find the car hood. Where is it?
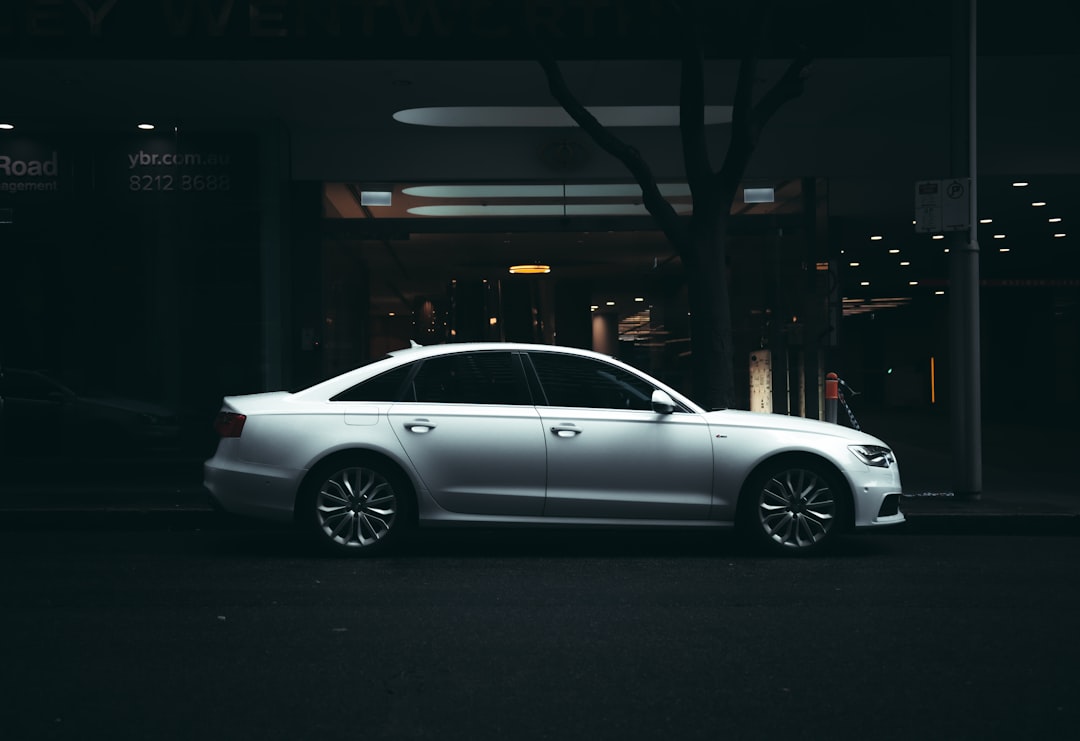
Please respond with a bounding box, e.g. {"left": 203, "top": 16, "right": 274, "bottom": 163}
{"left": 702, "top": 408, "right": 891, "bottom": 447}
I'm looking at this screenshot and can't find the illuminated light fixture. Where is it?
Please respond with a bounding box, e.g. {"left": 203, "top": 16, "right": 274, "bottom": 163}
{"left": 634, "top": 297, "right": 645, "bottom": 302}
{"left": 388, "top": 312, "right": 396, "bottom": 317}
{"left": 860, "top": 281, "right": 871, "bottom": 286}
{"left": 900, "top": 261, "right": 911, "bottom": 266}
{"left": 393, "top": 105, "right": 733, "bottom": 128}
{"left": 409, "top": 203, "right": 693, "bottom": 217}
{"left": 404, "top": 183, "right": 692, "bottom": 198}
{"left": 993, "top": 234, "right": 1006, "bottom": 239}
{"left": 1054, "top": 233, "right": 1067, "bottom": 238}
{"left": 935, "top": 290, "right": 946, "bottom": 295}
{"left": 605, "top": 301, "right": 616, "bottom": 306}
{"left": 999, "top": 248, "right": 1010, "bottom": 252}
{"left": 508, "top": 264, "right": 551, "bottom": 274}
{"left": 1049, "top": 217, "right": 1063, "bottom": 223}
{"left": 360, "top": 191, "right": 392, "bottom": 206}
{"left": 1032, "top": 201, "right": 1047, "bottom": 207}
{"left": 137, "top": 123, "right": 155, "bottom": 130}
{"left": 489, "top": 317, "right": 498, "bottom": 325}
{"left": 1012, "top": 181, "right": 1029, "bottom": 187}
{"left": 979, "top": 218, "right": 993, "bottom": 224}
{"left": 849, "top": 262, "right": 860, "bottom": 267}
{"left": 932, "top": 234, "right": 945, "bottom": 240}
{"left": 816, "top": 262, "right": 830, "bottom": 271}
{"left": 909, "top": 281, "right": 919, "bottom": 286}
{"left": 590, "top": 305, "right": 599, "bottom": 311}
{"left": 0, "top": 123, "right": 13, "bottom": 130}
{"left": 870, "top": 235, "right": 883, "bottom": 241}
{"left": 888, "top": 249, "right": 900, "bottom": 254}
{"left": 944, "top": 248, "right": 950, "bottom": 253}
{"left": 743, "top": 187, "right": 775, "bottom": 203}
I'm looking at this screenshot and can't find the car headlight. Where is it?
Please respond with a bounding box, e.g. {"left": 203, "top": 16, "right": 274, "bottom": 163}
{"left": 849, "top": 444, "right": 895, "bottom": 468}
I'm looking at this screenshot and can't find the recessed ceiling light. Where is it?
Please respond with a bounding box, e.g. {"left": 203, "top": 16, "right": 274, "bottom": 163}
{"left": 909, "top": 281, "right": 919, "bottom": 286}
{"left": 932, "top": 235, "right": 945, "bottom": 240}
{"left": 1012, "top": 181, "right": 1029, "bottom": 187}
{"left": 1032, "top": 202, "right": 1047, "bottom": 207}
{"left": 605, "top": 301, "right": 616, "bottom": 306}
{"left": 870, "top": 235, "right": 883, "bottom": 241}
{"left": 1049, "top": 217, "right": 1062, "bottom": 223}
{"left": 393, "top": 105, "right": 733, "bottom": 128}
{"left": 408, "top": 204, "right": 692, "bottom": 217}
{"left": 509, "top": 264, "right": 551, "bottom": 274}
{"left": 935, "top": 290, "right": 946, "bottom": 295}
{"left": 860, "top": 281, "right": 871, "bottom": 286}
{"left": 1054, "top": 233, "right": 1067, "bottom": 238}
{"left": 900, "top": 261, "right": 911, "bottom": 266}
{"left": 634, "top": 297, "right": 645, "bottom": 302}
{"left": 979, "top": 218, "right": 992, "bottom": 224}
{"left": 888, "top": 249, "right": 900, "bottom": 254}
{"left": 849, "top": 262, "right": 860, "bottom": 267}
{"left": 0, "top": 123, "right": 14, "bottom": 130}
{"left": 999, "top": 248, "right": 1010, "bottom": 252}
{"left": 993, "top": 234, "right": 1006, "bottom": 239}
{"left": 137, "top": 123, "right": 155, "bottom": 130}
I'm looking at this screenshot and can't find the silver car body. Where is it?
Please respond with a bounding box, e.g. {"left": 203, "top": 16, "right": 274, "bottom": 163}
{"left": 204, "top": 342, "right": 904, "bottom": 538}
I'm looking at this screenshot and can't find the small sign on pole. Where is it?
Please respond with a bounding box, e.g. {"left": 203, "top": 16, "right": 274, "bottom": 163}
{"left": 914, "top": 178, "right": 971, "bottom": 233}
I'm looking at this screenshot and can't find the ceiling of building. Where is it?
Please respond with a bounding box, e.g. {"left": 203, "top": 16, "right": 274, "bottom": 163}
{"left": 3, "top": 3, "right": 1079, "bottom": 319}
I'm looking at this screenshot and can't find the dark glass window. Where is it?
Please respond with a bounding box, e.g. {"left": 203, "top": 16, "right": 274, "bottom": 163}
{"left": 529, "top": 353, "right": 656, "bottom": 411}
{"left": 410, "top": 352, "right": 530, "bottom": 405}
{"left": 331, "top": 364, "right": 414, "bottom": 402}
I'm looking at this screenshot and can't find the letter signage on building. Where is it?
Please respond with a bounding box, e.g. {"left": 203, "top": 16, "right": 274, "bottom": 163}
{"left": 0, "top": 138, "right": 66, "bottom": 199}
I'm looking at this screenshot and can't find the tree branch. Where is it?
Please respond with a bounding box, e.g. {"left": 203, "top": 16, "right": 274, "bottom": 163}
{"left": 537, "top": 54, "right": 687, "bottom": 247}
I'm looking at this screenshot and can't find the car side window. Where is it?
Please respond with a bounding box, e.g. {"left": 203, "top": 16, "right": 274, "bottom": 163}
{"left": 410, "top": 352, "right": 531, "bottom": 405}
{"left": 528, "top": 353, "right": 657, "bottom": 411}
{"left": 331, "top": 364, "right": 414, "bottom": 402}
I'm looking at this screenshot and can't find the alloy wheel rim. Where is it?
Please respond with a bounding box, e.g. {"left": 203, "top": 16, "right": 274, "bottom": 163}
{"left": 758, "top": 468, "right": 835, "bottom": 548}
{"left": 316, "top": 467, "right": 398, "bottom": 547}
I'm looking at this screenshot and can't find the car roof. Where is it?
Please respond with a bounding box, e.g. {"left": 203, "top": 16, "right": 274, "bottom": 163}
{"left": 292, "top": 342, "right": 704, "bottom": 412}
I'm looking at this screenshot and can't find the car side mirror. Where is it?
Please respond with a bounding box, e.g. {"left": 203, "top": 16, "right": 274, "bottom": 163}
{"left": 651, "top": 389, "right": 676, "bottom": 415}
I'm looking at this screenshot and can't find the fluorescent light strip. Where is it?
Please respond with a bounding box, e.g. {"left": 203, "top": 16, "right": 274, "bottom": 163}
{"left": 408, "top": 204, "right": 694, "bottom": 216}
{"left": 403, "top": 183, "right": 693, "bottom": 199}
{"left": 394, "top": 105, "right": 733, "bottom": 127}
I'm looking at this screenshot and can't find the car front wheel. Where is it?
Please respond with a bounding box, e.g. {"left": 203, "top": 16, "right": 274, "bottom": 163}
{"left": 300, "top": 457, "right": 413, "bottom": 556}
{"left": 738, "top": 460, "right": 848, "bottom": 555}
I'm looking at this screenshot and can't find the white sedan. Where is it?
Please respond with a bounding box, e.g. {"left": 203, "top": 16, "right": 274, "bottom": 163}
{"left": 204, "top": 342, "right": 904, "bottom": 555}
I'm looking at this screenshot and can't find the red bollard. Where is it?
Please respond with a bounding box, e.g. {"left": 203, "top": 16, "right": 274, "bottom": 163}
{"left": 825, "top": 372, "right": 839, "bottom": 424}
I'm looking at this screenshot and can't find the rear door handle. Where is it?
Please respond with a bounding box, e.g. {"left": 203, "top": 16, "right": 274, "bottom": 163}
{"left": 550, "top": 424, "right": 581, "bottom": 438}
{"left": 405, "top": 419, "right": 436, "bottom": 433}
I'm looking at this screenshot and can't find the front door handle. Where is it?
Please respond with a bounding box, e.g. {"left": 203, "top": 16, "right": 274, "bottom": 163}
{"left": 405, "top": 419, "right": 436, "bottom": 434}
{"left": 550, "top": 424, "right": 582, "bottom": 438}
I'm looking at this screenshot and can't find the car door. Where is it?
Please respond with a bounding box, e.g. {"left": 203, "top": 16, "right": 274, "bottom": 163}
{"left": 387, "top": 350, "right": 547, "bottom": 516}
{"left": 527, "top": 351, "right": 713, "bottom": 520}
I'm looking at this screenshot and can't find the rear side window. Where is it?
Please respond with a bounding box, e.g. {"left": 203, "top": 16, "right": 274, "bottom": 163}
{"left": 529, "top": 352, "right": 656, "bottom": 411}
{"left": 332, "top": 364, "right": 414, "bottom": 402}
{"left": 410, "top": 352, "right": 531, "bottom": 405}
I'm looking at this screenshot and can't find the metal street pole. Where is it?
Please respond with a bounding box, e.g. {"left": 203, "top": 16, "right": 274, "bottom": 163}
{"left": 949, "top": 0, "right": 982, "bottom": 498}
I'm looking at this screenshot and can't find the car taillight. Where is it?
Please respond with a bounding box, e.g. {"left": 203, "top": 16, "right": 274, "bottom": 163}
{"left": 213, "top": 411, "right": 247, "bottom": 438}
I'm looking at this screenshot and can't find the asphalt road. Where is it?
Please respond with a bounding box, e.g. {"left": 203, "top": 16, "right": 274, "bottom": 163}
{"left": 2, "top": 522, "right": 1078, "bottom": 741}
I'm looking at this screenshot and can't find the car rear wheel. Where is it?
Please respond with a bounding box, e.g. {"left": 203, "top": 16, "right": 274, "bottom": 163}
{"left": 738, "top": 460, "right": 848, "bottom": 555}
{"left": 300, "top": 457, "right": 413, "bottom": 556}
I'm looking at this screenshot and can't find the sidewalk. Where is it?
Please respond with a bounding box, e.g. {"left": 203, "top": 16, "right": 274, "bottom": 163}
{"left": 0, "top": 410, "right": 1076, "bottom": 534}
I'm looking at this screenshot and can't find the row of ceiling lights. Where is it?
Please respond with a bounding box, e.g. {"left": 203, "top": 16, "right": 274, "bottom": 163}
{"left": 847, "top": 179, "right": 1067, "bottom": 298}
{"left": 1, "top": 123, "right": 160, "bottom": 130}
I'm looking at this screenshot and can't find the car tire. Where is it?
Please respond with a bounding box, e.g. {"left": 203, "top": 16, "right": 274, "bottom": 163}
{"left": 737, "top": 459, "right": 849, "bottom": 556}
{"left": 299, "top": 455, "right": 414, "bottom": 556}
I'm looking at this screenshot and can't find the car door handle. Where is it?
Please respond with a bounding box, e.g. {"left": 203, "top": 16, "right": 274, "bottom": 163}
{"left": 405, "top": 420, "right": 436, "bottom": 433}
{"left": 550, "top": 424, "right": 581, "bottom": 438}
